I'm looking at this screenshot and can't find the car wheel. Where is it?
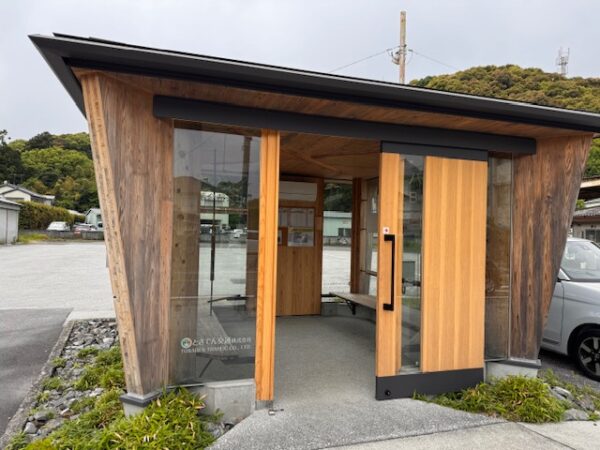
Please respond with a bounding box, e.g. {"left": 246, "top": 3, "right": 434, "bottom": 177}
{"left": 573, "top": 329, "right": 600, "bottom": 381}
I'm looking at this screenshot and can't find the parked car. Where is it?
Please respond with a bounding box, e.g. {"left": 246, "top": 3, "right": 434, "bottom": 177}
{"left": 542, "top": 237, "right": 600, "bottom": 381}
{"left": 73, "top": 223, "right": 97, "bottom": 234}
{"left": 46, "top": 221, "right": 70, "bottom": 231}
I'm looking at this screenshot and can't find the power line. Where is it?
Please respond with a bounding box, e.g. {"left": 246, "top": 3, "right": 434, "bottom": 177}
{"left": 330, "top": 46, "right": 398, "bottom": 73}
{"left": 409, "top": 49, "right": 459, "bottom": 71}
{"left": 330, "top": 45, "right": 459, "bottom": 75}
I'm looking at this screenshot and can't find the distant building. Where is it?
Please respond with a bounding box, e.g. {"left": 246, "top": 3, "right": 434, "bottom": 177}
{"left": 0, "top": 196, "right": 20, "bottom": 244}
{"left": 0, "top": 181, "right": 55, "bottom": 205}
{"left": 323, "top": 211, "right": 351, "bottom": 245}
{"left": 572, "top": 198, "right": 600, "bottom": 243}
{"left": 85, "top": 208, "right": 103, "bottom": 230}
{"left": 200, "top": 191, "right": 230, "bottom": 229}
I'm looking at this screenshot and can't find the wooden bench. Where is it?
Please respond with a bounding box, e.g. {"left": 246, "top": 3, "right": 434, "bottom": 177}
{"left": 330, "top": 292, "right": 376, "bottom": 315}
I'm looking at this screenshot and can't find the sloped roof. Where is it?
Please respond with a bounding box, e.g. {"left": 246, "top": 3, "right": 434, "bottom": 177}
{"left": 0, "top": 182, "right": 55, "bottom": 201}
{"left": 29, "top": 33, "right": 600, "bottom": 134}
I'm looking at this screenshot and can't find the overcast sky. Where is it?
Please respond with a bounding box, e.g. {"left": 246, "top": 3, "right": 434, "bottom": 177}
{"left": 1, "top": 0, "right": 599, "bottom": 139}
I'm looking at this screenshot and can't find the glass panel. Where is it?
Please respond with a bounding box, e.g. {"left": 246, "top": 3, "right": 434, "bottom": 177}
{"left": 322, "top": 182, "right": 352, "bottom": 293}
{"left": 361, "top": 178, "right": 379, "bottom": 295}
{"left": 400, "top": 155, "right": 424, "bottom": 372}
{"left": 484, "top": 156, "right": 512, "bottom": 360}
{"left": 170, "top": 128, "right": 260, "bottom": 384}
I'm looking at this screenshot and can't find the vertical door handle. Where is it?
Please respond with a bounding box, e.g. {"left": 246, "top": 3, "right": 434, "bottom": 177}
{"left": 383, "top": 234, "right": 395, "bottom": 311}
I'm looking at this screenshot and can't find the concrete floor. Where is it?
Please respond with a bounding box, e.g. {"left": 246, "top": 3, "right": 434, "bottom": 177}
{"left": 211, "top": 316, "right": 501, "bottom": 450}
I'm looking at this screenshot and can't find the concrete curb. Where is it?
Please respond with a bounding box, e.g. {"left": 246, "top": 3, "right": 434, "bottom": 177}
{"left": 0, "top": 320, "right": 75, "bottom": 448}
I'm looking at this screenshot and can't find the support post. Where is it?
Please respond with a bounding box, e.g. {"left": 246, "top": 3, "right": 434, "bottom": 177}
{"left": 255, "top": 129, "right": 280, "bottom": 401}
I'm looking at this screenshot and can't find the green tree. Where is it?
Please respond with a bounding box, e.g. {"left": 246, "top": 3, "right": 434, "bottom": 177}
{"left": 0, "top": 130, "right": 24, "bottom": 184}
{"left": 25, "top": 131, "right": 54, "bottom": 150}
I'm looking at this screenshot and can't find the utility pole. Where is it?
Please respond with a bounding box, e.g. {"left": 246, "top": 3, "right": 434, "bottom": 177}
{"left": 391, "top": 11, "right": 407, "bottom": 83}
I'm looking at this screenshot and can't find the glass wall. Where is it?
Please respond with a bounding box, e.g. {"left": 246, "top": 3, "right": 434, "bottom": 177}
{"left": 400, "top": 155, "right": 424, "bottom": 372}
{"left": 170, "top": 128, "right": 261, "bottom": 385}
{"left": 484, "top": 155, "right": 512, "bottom": 360}
{"left": 362, "top": 178, "right": 379, "bottom": 296}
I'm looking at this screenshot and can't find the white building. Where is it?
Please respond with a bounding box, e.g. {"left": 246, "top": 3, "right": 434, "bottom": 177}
{"left": 0, "top": 196, "right": 20, "bottom": 244}
{"left": 85, "top": 208, "right": 103, "bottom": 229}
{"left": 0, "top": 181, "right": 55, "bottom": 205}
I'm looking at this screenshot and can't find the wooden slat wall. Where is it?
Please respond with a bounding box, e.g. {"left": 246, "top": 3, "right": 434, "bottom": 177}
{"left": 376, "top": 153, "right": 404, "bottom": 376}
{"left": 511, "top": 135, "right": 593, "bottom": 359}
{"left": 276, "top": 178, "right": 324, "bottom": 316}
{"left": 80, "top": 73, "right": 173, "bottom": 394}
{"left": 421, "top": 157, "right": 487, "bottom": 372}
{"left": 255, "top": 130, "right": 280, "bottom": 401}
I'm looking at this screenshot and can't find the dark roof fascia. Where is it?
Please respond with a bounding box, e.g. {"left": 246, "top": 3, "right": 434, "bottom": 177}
{"left": 29, "top": 33, "right": 600, "bottom": 134}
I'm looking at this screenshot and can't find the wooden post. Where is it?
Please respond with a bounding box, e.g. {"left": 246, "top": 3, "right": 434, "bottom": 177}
{"left": 255, "top": 129, "right": 280, "bottom": 401}
{"left": 350, "top": 178, "right": 362, "bottom": 293}
{"left": 376, "top": 153, "right": 403, "bottom": 376}
{"left": 80, "top": 73, "right": 172, "bottom": 395}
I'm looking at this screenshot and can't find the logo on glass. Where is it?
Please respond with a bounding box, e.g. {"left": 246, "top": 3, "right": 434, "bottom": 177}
{"left": 180, "top": 337, "right": 193, "bottom": 349}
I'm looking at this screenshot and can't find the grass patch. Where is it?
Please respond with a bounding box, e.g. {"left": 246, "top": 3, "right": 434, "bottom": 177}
{"left": 27, "top": 388, "right": 215, "bottom": 449}
{"left": 41, "top": 377, "right": 64, "bottom": 392}
{"left": 36, "top": 391, "right": 50, "bottom": 403}
{"left": 415, "top": 375, "right": 569, "bottom": 423}
{"left": 17, "top": 233, "right": 48, "bottom": 244}
{"left": 51, "top": 357, "right": 67, "bottom": 368}
{"left": 76, "top": 347, "right": 100, "bottom": 359}
{"left": 6, "top": 432, "right": 29, "bottom": 450}
{"left": 74, "top": 347, "right": 125, "bottom": 391}
{"left": 540, "top": 369, "right": 600, "bottom": 414}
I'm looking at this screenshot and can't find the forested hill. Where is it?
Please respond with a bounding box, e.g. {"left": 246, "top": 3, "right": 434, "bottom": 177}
{"left": 411, "top": 65, "right": 600, "bottom": 176}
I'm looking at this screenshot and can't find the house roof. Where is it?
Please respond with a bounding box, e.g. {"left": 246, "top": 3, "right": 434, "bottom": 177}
{"left": 30, "top": 33, "right": 600, "bottom": 134}
{"left": 0, "top": 182, "right": 55, "bottom": 201}
{"left": 0, "top": 196, "right": 21, "bottom": 210}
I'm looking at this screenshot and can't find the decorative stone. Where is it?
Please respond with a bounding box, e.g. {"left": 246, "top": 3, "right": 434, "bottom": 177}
{"left": 24, "top": 421, "right": 37, "bottom": 434}
{"left": 552, "top": 386, "right": 574, "bottom": 402}
{"left": 33, "top": 410, "right": 52, "bottom": 422}
{"left": 204, "top": 422, "right": 226, "bottom": 439}
{"left": 564, "top": 408, "right": 589, "bottom": 421}
{"left": 575, "top": 397, "right": 596, "bottom": 411}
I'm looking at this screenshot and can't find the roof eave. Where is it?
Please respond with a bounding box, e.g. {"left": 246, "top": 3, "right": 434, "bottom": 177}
{"left": 29, "top": 33, "right": 600, "bottom": 134}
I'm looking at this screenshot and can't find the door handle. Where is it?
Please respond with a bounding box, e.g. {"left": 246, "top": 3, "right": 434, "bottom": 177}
{"left": 383, "top": 233, "right": 395, "bottom": 311}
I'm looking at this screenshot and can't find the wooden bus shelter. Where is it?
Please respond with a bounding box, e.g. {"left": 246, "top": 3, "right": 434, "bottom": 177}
{"left": 32, "top": 34, "right": 600, "bottom": 411}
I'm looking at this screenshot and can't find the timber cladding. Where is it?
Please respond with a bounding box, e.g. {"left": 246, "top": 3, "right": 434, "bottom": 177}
{"left": 511, "top": 135, "right": 593, "bottom": 360}
{"left": 421, "top": 156, "right": 487, "bottom": 372}
{"left": 80, "top": 73, "right": 173, "bottom": 395}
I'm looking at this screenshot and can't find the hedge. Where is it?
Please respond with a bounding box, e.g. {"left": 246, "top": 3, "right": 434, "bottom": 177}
{"left": 17, "top": 201, "right": 85, "bottom": 230}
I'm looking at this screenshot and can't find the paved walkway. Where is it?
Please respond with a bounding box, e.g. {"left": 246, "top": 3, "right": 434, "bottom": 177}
{"left": 337, "top": 421, "right": 600, "bottom": 449}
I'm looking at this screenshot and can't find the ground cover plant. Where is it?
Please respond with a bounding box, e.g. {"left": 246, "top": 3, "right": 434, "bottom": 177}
{"left": 415, "top": 375, "right": 567, "bottom": 423}
{"left": 6, "top": 320, "right": 221, "bottom": 450}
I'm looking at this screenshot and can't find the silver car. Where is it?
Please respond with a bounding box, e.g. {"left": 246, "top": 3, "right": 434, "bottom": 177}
{"left": 542, "top": 237, "right": 600, "bottom": 381}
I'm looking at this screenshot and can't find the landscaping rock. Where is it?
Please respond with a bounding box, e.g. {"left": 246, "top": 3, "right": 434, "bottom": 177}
{"left": 24, "top": 421, "right": 37, "bottom": 434}
{"left": 575, "top": 396, "right": 596, "bottom": 411}
{"left": 552, "top": 386, "right": 574, "bottom": 402}
{"left": 33, "top": 410, "right": 52, "bottom": 422}
{"left": 204, "top": 421, "right": 226, "bottom": 439}
{"left": 563, "top": 408, "right": 589, "bottom": 421}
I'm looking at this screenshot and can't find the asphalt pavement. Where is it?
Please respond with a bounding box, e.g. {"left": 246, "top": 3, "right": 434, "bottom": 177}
{"left": 0, "top": 308, "right": 70, "bottom": 434}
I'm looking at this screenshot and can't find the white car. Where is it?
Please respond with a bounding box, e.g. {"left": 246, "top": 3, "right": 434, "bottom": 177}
{"left": 542, "top": 237, "right": 600, "bottom": 381}
{"left": 46, "top": 221, "right": 70, "bottom": 231}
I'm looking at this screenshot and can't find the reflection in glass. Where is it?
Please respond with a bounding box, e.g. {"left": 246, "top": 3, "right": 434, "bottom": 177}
{"left": 485, "top": 156, "right": 512, "bottom": 360}
{"left": 400, "top": 155, "right": 424, "bottom": 372}
{"left": 362, "top": 178, "right": 379, "bottom": 295}
{"left": 170, "top": 129, "right": 260, "bottom": 384}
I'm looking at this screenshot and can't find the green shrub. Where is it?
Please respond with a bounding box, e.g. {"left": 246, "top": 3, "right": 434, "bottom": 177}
{"left": 416, "top": 375, "right": 568, "bottom": 423}
{"left": 17, "top": 232, "right": 48, "bottom": 244}
{"left": 17, "top": 201, "right": 82, "bottom": 230}
{"left": 96, "top": 388, "right": 214, "bottom": 449}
